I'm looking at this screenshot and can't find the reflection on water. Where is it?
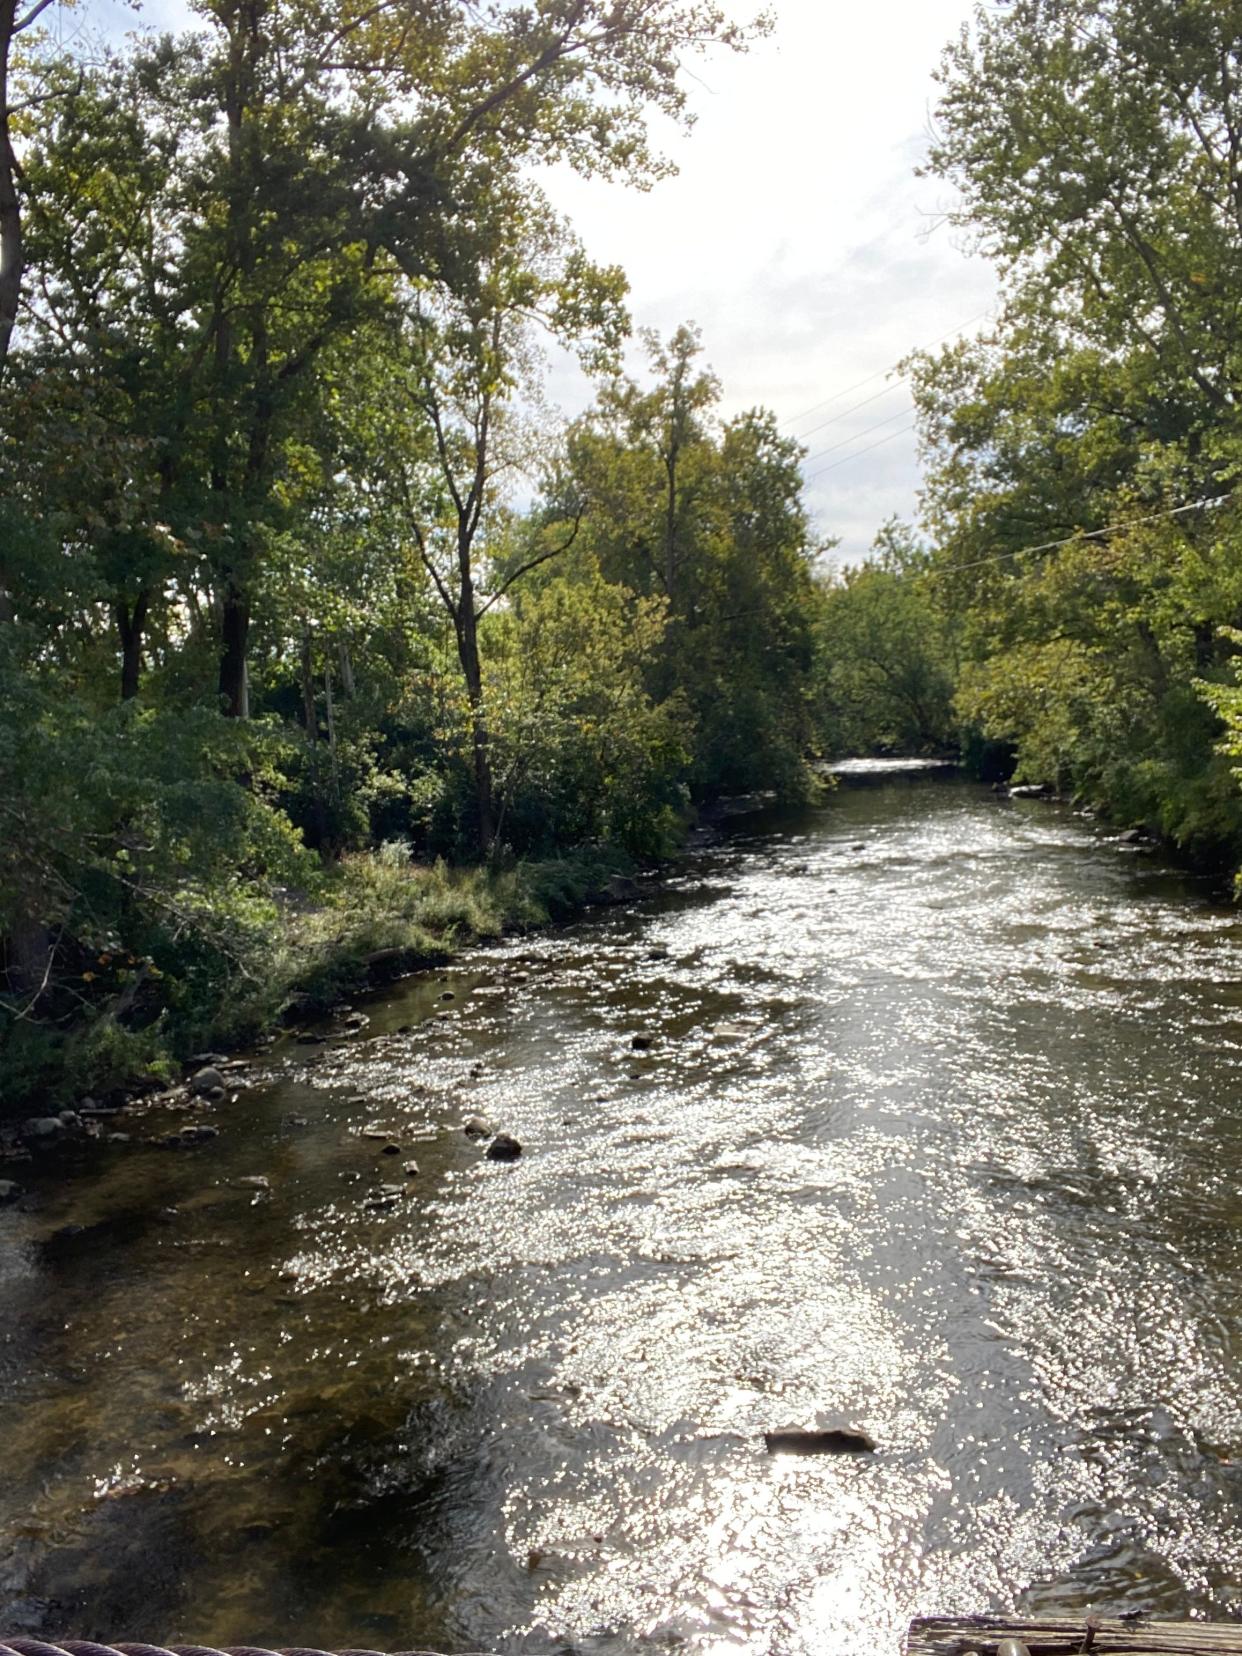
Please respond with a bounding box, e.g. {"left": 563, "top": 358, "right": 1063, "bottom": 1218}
{"left": 4, "top": 770, "right": 1242, "bottom": 1654}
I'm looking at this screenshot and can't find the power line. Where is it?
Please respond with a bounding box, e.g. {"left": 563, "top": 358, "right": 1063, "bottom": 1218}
{"left": 942, "top": 494, "right": 1233, "bottom": 575}
{"left": 802, "top": 421, "right": 920, "bottom": 483}
{"left": 800, "top": 402, "right": 914, "bottom": 468}
{"left": 795, "top": 379, "right": 906, "bottom": 443}
{"left": 780, "top": 307, "right": 994, "bottom": 432}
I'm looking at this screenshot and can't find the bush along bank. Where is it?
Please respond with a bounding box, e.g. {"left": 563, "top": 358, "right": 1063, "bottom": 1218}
{"left": 0, "top": 844, "right": 646, "bottom": 1121}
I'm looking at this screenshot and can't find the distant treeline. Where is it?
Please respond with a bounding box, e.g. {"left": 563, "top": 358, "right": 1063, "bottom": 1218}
{"left": 819, "top": 0, "right": 1242, "bottom": 880}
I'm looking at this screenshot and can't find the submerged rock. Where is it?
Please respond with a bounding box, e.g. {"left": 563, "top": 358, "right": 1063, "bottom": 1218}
{"left": 763, "top": 1424, "right": 876, "bottom": 1455}
{"left": 163, "top": 1125, "right": 219, "bottom": 1147}
{"left": 486, "top": 1132, "right": 523, "bottom": 1162}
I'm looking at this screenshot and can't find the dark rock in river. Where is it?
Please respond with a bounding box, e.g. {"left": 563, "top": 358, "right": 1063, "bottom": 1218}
{"left": 380, "top": 1142, "right": 402, "bottom": 1156}
{"left": 486, "top": 1132, "right": 523, "bottom": 1162}
{"left": 588, "top": 874, "right": 640, "bottom": 906}
{"left": 1119, "top": 827, "right": 1149, "bottom": 844}
{"left": 763, "top": 1424, "right": 876, "bottom": 1455}
{"left": 22, "top": 1116, "right": 63, "bottom": 1142}
{"left": 631, "top": 1033, "right": 654, "bottom": 1051}
{"left": 464, "top": 1115, "right": 495, "bottom": 1139}
{"left": 190, "top": 1065, "right": 226, "bottom": 1096}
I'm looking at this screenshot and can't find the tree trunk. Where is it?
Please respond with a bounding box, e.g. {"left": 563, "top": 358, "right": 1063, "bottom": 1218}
{"left": 455, "top": 594, "right": 494, "bottom": 855}
{"left": 218, "top": 584, "right": 250, "bottom": 717}
{"left": 324, "top": 662, "right": 340, "bottom": 798}
{"left": 0, "top": 10, "right": 22, "bottom": 380}
{"left": 300, "top": 628, "right": 318, "bottom": 737}
{"left": 338, "top": 640, "right": 355, "bottom": 697}
{"left": 115, "top": 591, "right": 149, "bottom": 701}
{"left": 5, "top": 905, "right": 52, "bottom": 1000}
{"left": 664, "top": 442, "right": 678, "bottom": 598}
{"left": 300, "top": 626, "right": 329, "bottom": 850}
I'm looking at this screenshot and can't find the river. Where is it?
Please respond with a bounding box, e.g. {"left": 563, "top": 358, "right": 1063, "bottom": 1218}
{"left": 4, "top": 765, "right": 1242, "bottom": 1655}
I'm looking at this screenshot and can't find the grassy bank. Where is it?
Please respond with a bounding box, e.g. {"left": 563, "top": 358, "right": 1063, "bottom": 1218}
{"left": 0, "top": 845, "right": 637, "bottom": 1116}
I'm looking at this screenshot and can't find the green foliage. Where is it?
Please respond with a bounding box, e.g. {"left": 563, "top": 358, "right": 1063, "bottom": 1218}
{"left": 564, "top": 330, "right": 822, "bottom": 796}
{"left": 0, "top": 0, "right": 823, "bottom": 1111}
{"left": 813, "top": 522, "right": 957, "bottom": 756}
{"left": 488, "top": 568, "right": 690, "bottom": 856}
{"left": 904, "top": 0, "right": 1242, "bottom": 874}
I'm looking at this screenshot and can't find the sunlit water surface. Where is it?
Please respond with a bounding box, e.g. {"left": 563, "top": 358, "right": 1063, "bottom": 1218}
{"left": 5, "top": 770, "right": 1242, "bottom": 1654}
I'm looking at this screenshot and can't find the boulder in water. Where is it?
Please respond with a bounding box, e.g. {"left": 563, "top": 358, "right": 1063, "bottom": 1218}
{"left": 22, "top": 1117, "right": 63, "bottom": 1142}
{"left": 763, "top": 1423, "right": 876, "bottom": 1455}
{"left": 486, "top": 1132, "right": 523, "bottom": 1162}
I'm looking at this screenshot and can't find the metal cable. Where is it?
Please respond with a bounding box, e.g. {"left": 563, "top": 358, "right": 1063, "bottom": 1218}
{"left": 0, "top": 1643, "right": 488, "bottom": 1656}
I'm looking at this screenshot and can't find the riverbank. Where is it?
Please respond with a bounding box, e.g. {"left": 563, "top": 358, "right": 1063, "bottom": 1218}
{"left": 0, "top": 843, "right": 645, "bottom": 1121}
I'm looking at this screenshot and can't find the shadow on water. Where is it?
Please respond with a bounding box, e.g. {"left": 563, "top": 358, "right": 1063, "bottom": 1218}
{"left": 5, "top": 764, "right": 1242, "bottom": 1652}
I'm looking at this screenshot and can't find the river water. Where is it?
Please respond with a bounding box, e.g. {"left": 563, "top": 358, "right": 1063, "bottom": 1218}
{"left": 5, "top": 767, "right": 1242, "bottom": 1655}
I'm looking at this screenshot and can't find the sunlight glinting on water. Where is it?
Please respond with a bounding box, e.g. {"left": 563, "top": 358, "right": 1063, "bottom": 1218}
{"left": 4, "top": 770, "right": 1242, "bottom": 1651}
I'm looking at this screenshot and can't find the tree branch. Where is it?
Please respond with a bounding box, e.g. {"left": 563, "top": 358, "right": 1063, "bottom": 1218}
{"left": 476, "top": 508, "right": 583, "bottom": 616}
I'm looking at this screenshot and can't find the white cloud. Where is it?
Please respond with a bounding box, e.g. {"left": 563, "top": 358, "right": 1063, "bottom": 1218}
{"left": 538, "top": 0, "right": 997, "bottom": 559}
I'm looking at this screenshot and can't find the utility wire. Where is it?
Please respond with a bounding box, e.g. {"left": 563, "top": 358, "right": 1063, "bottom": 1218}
{"left": 795, "top": 379, "right": 906, "bottom": 443}
{"left": 781, "top": 307, "right": 994, "bottom": 432}
{"left": 800, "top": 402, "right": 915, "bottom": 468}
{"left": 940, "top": 494, "right": 1233, "bottom": 576}
{"left": 802, "top": 421, "right": 920, "bottom": 483}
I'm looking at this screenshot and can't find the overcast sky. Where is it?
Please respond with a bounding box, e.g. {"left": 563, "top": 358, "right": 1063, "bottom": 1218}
{"left": 87, "top": 0, "right": 997, "bottom": 562}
